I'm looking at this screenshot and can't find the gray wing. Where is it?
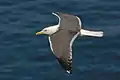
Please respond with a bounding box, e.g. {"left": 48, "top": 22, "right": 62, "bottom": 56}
{"left": 48, "top": 30, "right": 79, "bottom": 73}
{"left": 52, "top": 12, "right": 81, "bottom": 32}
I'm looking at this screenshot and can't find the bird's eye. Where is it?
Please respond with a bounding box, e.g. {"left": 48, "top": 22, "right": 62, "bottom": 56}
{"left": 44, "top": 30, "right": 47, "bottom": 31}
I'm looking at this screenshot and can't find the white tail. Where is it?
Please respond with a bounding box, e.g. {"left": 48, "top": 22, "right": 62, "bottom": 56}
{"left": 81, "top": 29, "right": 104, "bottom": 37}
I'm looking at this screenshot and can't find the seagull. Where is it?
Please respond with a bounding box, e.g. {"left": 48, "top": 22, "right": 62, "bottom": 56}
{"left": 36, "top": 12, "right": 103, "bottom": 74}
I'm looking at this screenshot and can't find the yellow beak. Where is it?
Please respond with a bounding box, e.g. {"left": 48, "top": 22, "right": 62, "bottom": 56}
{"left": 36, "top": 31, "right": 44, "bottom": 35}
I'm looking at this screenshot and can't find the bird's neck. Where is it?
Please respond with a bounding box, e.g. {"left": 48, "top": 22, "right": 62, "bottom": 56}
{"left": 48, "top": 25, "right": 59, "bottom": 35}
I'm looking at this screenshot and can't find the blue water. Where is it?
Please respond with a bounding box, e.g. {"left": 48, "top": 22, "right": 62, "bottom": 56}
{"left": 0, "top": 0, "right": 120, "bottom": 80}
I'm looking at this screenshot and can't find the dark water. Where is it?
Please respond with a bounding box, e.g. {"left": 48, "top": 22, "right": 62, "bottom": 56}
{"left": 0, "top": 0, "right": 120, "bottom": 80}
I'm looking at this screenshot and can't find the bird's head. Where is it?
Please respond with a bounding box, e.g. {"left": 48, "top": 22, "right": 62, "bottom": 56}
{"left": 36, "top": 27, "right": 51, "bottom": 35}
{"left": 36, "top": 26, "right": 58, "bottom": 35}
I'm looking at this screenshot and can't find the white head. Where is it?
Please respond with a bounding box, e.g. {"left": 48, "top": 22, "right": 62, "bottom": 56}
{"left": 36, "top": 25, "right": 59, "bottom": 35}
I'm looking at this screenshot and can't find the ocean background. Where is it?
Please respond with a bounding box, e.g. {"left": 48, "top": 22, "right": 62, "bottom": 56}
{"left": 0, "top": 0, "right": 120, "bottom": 80}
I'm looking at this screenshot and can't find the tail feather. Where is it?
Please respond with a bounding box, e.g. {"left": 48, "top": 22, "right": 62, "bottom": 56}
{"left": 81, "top": 29, "right": 104, "bottom": 37}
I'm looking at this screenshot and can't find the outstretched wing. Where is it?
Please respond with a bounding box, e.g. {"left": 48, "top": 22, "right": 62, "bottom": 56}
{"left": 48, "top": 29, "right": 79, "bottom": 74}
{"left": 52, "top": 12, "right": 81, "bottom": 32}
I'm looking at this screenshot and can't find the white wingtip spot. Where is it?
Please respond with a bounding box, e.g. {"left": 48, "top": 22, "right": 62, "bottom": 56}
{"left": 66, "top": 70, "right": 70, "bottom": 74}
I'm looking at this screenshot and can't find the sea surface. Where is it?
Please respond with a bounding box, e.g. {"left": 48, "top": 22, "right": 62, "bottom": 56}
{"left": 0, "top": 0, "right": 120, "bottom": 80}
